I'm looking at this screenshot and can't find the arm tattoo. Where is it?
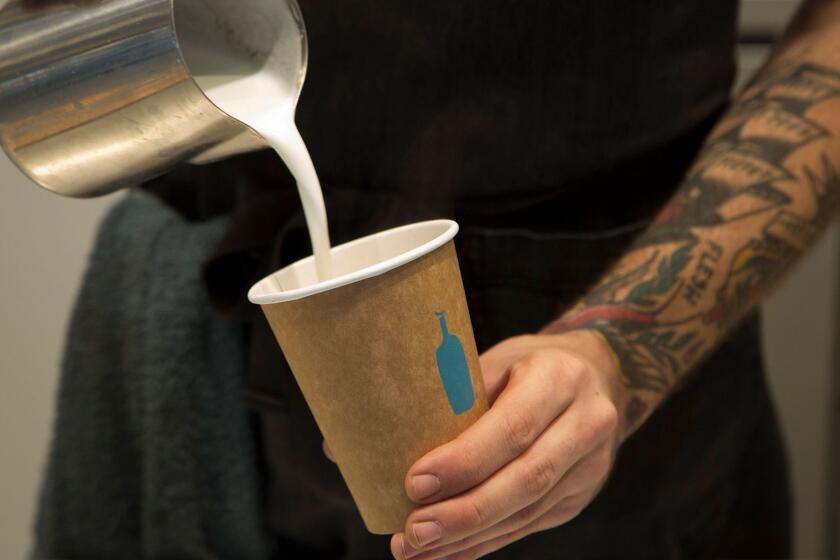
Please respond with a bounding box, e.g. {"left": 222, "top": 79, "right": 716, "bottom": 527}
{"left": 545, "top": 58, "right": 840, "bottom": 435}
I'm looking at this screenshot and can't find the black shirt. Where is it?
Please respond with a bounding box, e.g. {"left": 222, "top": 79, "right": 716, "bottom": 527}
{"left": 295, "top": 0, "right": 737, "bottom": 202}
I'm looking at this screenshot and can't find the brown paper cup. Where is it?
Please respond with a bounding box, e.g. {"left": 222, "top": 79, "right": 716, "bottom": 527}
{"left": 248, "top": 220, "right": 488, "bottom": 534}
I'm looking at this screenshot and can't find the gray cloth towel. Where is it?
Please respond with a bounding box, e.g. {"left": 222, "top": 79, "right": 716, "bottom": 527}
{"left": 33, "top": 190, "right": 268, "bottom": 559}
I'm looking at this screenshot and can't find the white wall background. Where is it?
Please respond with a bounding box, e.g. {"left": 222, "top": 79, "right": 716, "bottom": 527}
{"left": 0, "top": 156, "right": 120, "bottom": 560}
{"left": 763, "top": 227, "right": 839, "bottom": 559}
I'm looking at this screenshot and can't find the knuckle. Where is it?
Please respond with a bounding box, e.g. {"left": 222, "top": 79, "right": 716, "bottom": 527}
{"left": 580, "top": 399, "right": 618, "bottom": 442}
{"left": 593, "top": 400, "right": 619, "bottom": 436}
{"left": 502, "top": 409, "right": 535, "bottom": 456}
{"left": 510, "top": 350, "right": 553, "bottom": 382}
{"left": 460, "top": 496, "right": 490, "bottom": 530}
{"left": 508, "top": 358, "right": 533, "bottom": 383}
{"left": 521, "top": 455, "right": 557, "bottom": 498}
{"left": 512, "top": 500, "right": 543, "bottom": 527}
{"left": 456, "top": 439, "right": 485, "bottom": 486}
{"left": 592, "top": 446, "right": 613, "bottom": 477}
{"left": 506, "top": 525, "right": 528, "bottom": 543}
{"left": 529, "top": 350, "right": 561, "bottom": 391}
{"left": 520, "top": 349, "right": 545, "bottom": 367}
{"left": 559, "top": 354, "right": 588, "bottom": 387}
{"left": 512, "top": 351, "right": 563, "bottom": 399}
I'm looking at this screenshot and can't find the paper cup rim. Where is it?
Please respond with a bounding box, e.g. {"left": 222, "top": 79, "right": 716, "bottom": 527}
{"left": 247, "top": 219, "right": 459, "bottom": 304}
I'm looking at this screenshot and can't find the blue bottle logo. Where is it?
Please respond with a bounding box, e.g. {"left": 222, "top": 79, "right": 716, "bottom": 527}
{"left": 434, "top": 311, "right": 476, "bottom": 415}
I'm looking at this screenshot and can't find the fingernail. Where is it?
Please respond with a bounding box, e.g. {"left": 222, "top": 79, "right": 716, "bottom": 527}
{"left": 412, "top": 520, "right": 442, "bottom": 546}
{"left": 411, "top": 474, "right": 441, "bottom": 500}
{"left": 402, "top": 535, "right": 420, "bottom": 559}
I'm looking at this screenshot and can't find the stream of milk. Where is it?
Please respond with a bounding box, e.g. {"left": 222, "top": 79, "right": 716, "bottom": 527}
{"left": 194, "top": 71, "right": 333, "bottom": 281}
{"left": 252, "top": 105, "right": 333, "bottom": 282}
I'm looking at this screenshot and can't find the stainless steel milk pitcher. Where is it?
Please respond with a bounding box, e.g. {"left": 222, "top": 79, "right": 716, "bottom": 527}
{"left": 0, "top": 0, "right": 307, "bottom": 197}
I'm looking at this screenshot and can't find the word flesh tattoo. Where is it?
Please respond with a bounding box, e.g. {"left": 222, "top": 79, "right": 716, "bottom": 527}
{"left": 549, "top": 60, "right": 840, "bottom": 435}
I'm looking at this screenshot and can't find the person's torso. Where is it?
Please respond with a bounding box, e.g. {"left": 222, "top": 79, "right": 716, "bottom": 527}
{"left": 295, "top": 0, "right": 738, "bottom": 203}
{"left": 142, "top": 9, "right": 788, "bottom": 556}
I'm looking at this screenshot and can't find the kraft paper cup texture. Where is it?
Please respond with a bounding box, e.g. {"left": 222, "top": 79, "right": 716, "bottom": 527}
{"left": 248, "top": 220, "right": 489, "bottom": 534}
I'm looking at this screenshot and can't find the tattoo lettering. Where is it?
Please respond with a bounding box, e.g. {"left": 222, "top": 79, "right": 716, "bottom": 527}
{"left": 547, "top": 60, "right": 840, "bottom": 403}
{"left": 683, "top": 241, "right": 723, "bottom": 306}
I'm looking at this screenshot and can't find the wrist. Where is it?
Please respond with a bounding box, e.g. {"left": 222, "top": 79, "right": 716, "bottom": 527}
{"left": 540, "top": 318, "right": 622, "bottom": 384}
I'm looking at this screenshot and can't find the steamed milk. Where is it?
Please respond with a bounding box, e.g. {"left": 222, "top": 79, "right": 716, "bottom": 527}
{"left": 247, "top": 103, "right": 334, "bottom": 282}
{"left": 183, "top": 4, "right": 333, "bottom": 280}
{"left": 262, "top": 116, "right": 333, "bottom": 281}
{"left": 197, "top": 73, "right": 333, "bottom": 281}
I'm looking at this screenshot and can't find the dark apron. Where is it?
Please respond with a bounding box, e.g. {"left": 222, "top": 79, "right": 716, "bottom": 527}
{"left": 142, "top": 115, "right": 791, "bottom": 559}
{"left": 242, "top": 220, "right": 790, "bottom": 560}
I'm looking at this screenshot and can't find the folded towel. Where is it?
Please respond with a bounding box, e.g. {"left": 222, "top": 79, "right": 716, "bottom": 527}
{"left": 33, "top": 190, "right": 268, "bottom": 559}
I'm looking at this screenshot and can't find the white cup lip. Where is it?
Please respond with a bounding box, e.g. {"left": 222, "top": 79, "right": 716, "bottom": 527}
{"left": 247, "top": 219, "right": 459, "bottom": 304}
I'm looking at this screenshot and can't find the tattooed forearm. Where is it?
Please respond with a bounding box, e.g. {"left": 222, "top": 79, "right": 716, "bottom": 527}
{"left": 545, "top": 37, "right": 840, "bottom": 436}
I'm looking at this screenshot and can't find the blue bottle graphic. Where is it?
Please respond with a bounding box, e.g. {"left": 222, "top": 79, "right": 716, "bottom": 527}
{"left": 434, "top": 311, "right": 476, "bottom": 415}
